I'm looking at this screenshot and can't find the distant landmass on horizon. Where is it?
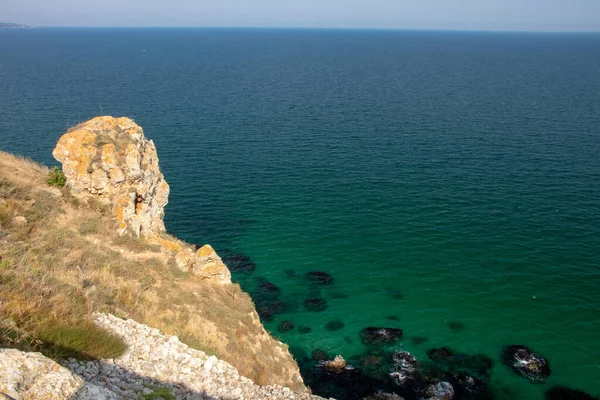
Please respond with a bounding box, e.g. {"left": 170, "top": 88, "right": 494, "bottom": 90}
{"left": 0, "top": 22, "right": 32, "bottom": 28}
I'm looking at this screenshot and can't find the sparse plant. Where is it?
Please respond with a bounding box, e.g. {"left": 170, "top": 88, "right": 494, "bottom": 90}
{"left": 47, "top": 166, "right": 66, "bottom": 187}
{"left": 142, "top": 385, "right": 177, "bottom": 400}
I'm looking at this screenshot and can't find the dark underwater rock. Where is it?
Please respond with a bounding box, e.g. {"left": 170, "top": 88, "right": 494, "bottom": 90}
{"left": 392, "top": 351, "right": 419, "bottom": 374}
{"left": 257, "top": 278, "right": 281, "bottom": 294}
{"left": 427, "top": 347, "right": 455, "bottom": 363}
{"left": 304, "top": 298, "right": 328, "bottom": 311}
{"left": 359, "top": 327, "right": 403, "bottom": 345}
{"left": 424, "top": 381, "right": 455, "bottom": 400}
{"left": 545, "top": 386, "right": 598, "bottom": 400}
{"left": 385, "top": 315, "right": 401, "bottom": 322}
{"left": 221, "top": 253, "right": 256, "bottom": 273}
{"left": 298, "top": 325, "right": 312, "bottom": 334}
{"left": 410, "top": 336, "right": 429, "bottom": 345}
{"left": 325, "top": 319, "right": 345, "bottom": 331}
{"left": 278, "top": 320, "right": 295, "bottom": 333}
{"left": 501, "top": 345, "right": 551, "bottom": 383}
{"left": 453, "top": 374, "right": 491, "bottom": 399}
{"left": 386, "top": 288, "right": 405, "bottom": 300}
{"left": 448, "top": 320, "right": 466, "bottom": 333}
{"left": 312, "top": 349, "right": 330, "bottom": 361}
{"left": 427, "top": 347, "right": 494, "bottom": 380}
{"left": 255, "top": 300, "right": 286, "bottom": 321}
{"left": 306, "top": 271, "right": 334, "bottom": 285}
{"left": 389, "top": 351, "right": 419, "bottom": 387}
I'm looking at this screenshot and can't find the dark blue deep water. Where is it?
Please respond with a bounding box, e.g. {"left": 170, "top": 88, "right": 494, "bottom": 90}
{"left": 1, "top": 28, "right": 600, "bottom": 399}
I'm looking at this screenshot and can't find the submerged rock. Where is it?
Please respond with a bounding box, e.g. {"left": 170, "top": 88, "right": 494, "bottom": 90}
{"left": 221, "top": 252, "right": 256, "bottom": 273}
{"left": 258, "top": 278, "right": 281, "bottom": 295}
{"left": 453, "top": 374, "right": 490, "bottom": 399}
{"left": 385, "top": 315, "right": 401, "bottom": 322}
{"left": 427, "top": 347, "right": 494, "bottom": 380}
{"left": 256, "top": 300, "right": 286, "bottom": 321}
{"left": 392, "top": 351, "right": 418, "bottom": 374}
{"left": 359, "top": 327, "right": 403, "bottom": 345}
{"left": 501, "top": 345, "right": 551, "bottom": 383}
{"left": 325, "top": 319, "right": 345, "bottom": 331}
{"left": 427, "top": 347, "right": 455, "bottom": 363}
{"left": 312, "top": 349, "right": 330, "bottom": 362}
{"left": 448, "top": 320, "right": 466, "bottom": 333}
{"left": 410, "top": 336, "right": 429, "bottom": 345}
{"left": 425, "top": 381, "right": 455, "bottom": 400}
{"left": 545, "top": 386, "right": 597, "bottom": 400}
{"left": 306, "top": 271, "right": 334, "bottom": 285}
{"left": 278, "top": 320, "right": 295, "bottom": 333}
{"left": 298, "top": 326, "right": 312, "bottom": 334}
{"left": 389, "top": 351, "right": 418, "bottom": 386}
{"left": 304, "top": 298, "right": 328, "bottom": 312}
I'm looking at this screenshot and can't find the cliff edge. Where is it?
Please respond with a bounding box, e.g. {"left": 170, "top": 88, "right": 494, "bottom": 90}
{"left": 0, "top": 117, "right": 307, "bottom": 394}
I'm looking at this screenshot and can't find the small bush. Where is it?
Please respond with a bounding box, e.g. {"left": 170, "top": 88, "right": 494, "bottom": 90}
{"left": 47, "top": 166, "right": 66, "bottom": 187}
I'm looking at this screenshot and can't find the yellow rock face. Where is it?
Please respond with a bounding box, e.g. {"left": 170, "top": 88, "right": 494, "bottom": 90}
{"left": 53, "top": 117, "right": 232, "bottom": 284}
{"left": 53, "top": 116, "right": 169, "bottom": 237}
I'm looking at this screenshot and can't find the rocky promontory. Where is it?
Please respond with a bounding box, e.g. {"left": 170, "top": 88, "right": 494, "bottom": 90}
{"left": 0, "top": 116, "right": 309, "bottom": 398}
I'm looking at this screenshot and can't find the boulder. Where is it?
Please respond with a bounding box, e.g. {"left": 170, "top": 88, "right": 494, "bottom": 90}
{"left": 306, "top": 271, "right": 334, "bottom": 285}
{"left": 304, "top": 298, "right": 328, "bottom": 312}
{"left": 278, "top": 320, "right": 295, "bottom": 333}
{"left": 324, "top": 355, "right": 348, "bottom": 373}
{"left": 359, "top": 327, "right": 403, "bottom": 345}
{"left": 501, "top": 345, "right": 551, "bottom": 383}
{"left": 425, "top": 381, "right": 455, "bottom": 400}
{"left": 0, "top": 348, "right": 116, "bottom": 399}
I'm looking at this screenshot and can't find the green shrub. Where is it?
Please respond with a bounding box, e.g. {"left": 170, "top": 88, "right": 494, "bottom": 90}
{"left": 47, "top": 166, "right": 66, "bottom": 187}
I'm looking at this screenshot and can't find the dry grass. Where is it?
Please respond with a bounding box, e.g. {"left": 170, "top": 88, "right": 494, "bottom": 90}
{"left": 0, "top": 150, "right": 306, "bottom": 391}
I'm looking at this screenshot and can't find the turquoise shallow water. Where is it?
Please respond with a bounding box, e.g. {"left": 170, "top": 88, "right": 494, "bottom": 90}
{"left": 1, "top": 28, "right": 600, "bottom": 399}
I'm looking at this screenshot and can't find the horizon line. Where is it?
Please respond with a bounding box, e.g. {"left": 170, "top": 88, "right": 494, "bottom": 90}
{"left": 13, "top": 25, "right": 600, "bottom": 34}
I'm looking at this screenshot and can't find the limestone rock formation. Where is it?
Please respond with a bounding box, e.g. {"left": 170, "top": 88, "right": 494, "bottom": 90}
{"left": 0, "top": 348, "right": 116, "bottom": 399}
{"left": 175, "top": 244, "right": 231, "bottom": 284}
{"left": 52, "top": 116, "right": 169, "bottom": 237}
{"left": 52, "top": 116, "right": 231, "bottom": 284}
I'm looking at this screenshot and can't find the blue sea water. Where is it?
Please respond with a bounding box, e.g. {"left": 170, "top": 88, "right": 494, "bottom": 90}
{"left": 1, "top": 28, "right": 600, "bottom": 399}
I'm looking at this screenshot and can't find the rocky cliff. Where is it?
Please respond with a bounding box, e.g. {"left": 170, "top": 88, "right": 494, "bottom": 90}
{"left": 0, "top": 117, "right": 308, "bottom": 396}
{"left": 53, "top": 116, "right": 230, "bottom": 284}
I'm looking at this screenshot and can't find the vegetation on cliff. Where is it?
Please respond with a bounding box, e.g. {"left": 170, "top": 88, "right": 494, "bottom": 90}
{"left": 0, "top": 117, "right": 307, "bottom": 391}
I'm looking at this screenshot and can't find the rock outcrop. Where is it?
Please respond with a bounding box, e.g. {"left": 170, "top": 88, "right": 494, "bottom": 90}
{"left": 53, "top": 116, "right": 168, "bottom": 238}
{"left": 52, "top": 116, "right": 231, "bottom": 284}
{"left": 0, "top": 348, "right": 116, "bottom": 399}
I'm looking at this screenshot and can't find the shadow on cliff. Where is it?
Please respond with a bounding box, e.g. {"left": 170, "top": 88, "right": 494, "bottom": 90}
{"left": 67, "top": 359, "right": 221, "bottom": 400}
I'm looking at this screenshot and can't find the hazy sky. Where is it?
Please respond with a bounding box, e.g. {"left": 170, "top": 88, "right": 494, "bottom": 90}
{"left": 3, "top": 0, "right": 600, "bottom": 31}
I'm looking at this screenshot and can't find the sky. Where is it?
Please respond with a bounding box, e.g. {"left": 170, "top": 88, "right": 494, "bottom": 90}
{"left": 2, "top": 0, "right": 600, "bottom": 31}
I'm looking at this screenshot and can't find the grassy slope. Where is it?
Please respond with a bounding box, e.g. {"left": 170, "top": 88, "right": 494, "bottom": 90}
{"left": 0, "top": 150, "right": 305, "bottom": 390}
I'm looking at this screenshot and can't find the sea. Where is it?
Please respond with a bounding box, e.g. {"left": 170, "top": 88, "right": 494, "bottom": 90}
{"left": 1, "top": 28, "right": 599, "bottom": 399}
